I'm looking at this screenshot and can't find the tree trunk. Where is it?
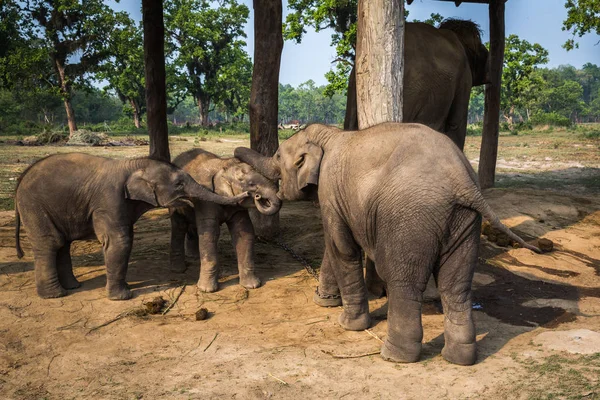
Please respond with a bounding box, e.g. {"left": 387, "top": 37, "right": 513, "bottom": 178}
{"left": 248, "top": 0, "right": 283, "bottom": 238}
{"left": 478, "top": 0, "right": 506, "bottom": 189}
{"left": 142, "top": 0, "right": 170, "bottom": 162}
{"left": 197, "top": 97, "right": 210, "bottom": 126}
{"left": 54, "top": 59, "right": 77, "bottom": 135}
{"left": 130, "top": 99, "right": 141, "bottom": 129}
{"left": 355, "top": 0, "right": 404, "bottom": 129}
{"left": 343, "top": 64, "right": 358, "bottom": 130}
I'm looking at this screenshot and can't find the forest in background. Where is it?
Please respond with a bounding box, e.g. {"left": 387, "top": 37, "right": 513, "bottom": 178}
{"left": 0, "top": 0, "right": 599, "bottom": 138}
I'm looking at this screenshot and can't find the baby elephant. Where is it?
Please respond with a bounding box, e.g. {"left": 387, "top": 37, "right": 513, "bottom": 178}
{"left": 169, "top": 148, "right": 281, "bottom": 292}
{"left": 15, "top": 153, "right": 248, "bottom": 300}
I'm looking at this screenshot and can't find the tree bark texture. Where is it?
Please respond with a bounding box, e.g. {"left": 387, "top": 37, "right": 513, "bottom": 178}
{"left": 478, "top": 0, "right": 506, "bottom": 189}
{"left": 248, "top": 0, "right": 283, "bottom": 237}
{"left": 130, "top": 99, "right": 141, "bottom": 129}
{"left": 54, "top": 60, "right": 78, "bottom": 135}
{"left": 355, "top": 0, "right": 405, "bottom": 129}
{"left": 142, "top": 0, "right": 170, "bottom": 162}
{"left": 343, "top": 64, "right": 358, "bottom": 130}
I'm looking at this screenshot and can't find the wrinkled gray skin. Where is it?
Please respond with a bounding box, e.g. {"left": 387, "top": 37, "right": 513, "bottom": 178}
{"left": 15, "top": 153, "right": 248, "bottom": 300}
{"left": 236, "top": 123, "right": 541, "bottom": 365}
{"left": 346, "top": 19, "right": 490, "bottom": 150}
{"left": 169, "top": 148, "right": 281, "bottom": 292}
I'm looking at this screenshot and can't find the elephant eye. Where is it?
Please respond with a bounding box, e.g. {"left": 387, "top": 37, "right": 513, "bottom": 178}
{"left": 294, "top": 155, "right": 305, "bottom": 168}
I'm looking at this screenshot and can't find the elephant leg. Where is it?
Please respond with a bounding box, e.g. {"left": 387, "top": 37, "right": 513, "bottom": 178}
{"left": 380, "top": 281, "right": 426, "bottom": 363}
{"left": 57, "top": 242, "right": 80, "bottom": 289}
{"left": 227, "top": 211, "right": 261, "bottom": 289}
{"left": 185, "top": 227, "right": 200, "bottom": 259}
{"left": 438, "top": 211, "right": 481, "bottom": 366}
{"left": 196, "top": 216, "right": 221, "bottom": 293}
{"left": 444, "top": 75, "right": 470, "bottom": 151}
{"left": 313, "top": 246, "right": 342, "bottom": 307}
{"left": 323, "top": 213, "right": 370, "bottom": 331}
{"left": 365, "top": 256, "right": 386, "bottom": 298}
{"left": 169, "top": 211, "right": 188, "bottom": 273}
{"left": 94, "top": 216, "right": 134, "bottom": 300}
{"left": 33, "top": 246, "right": 66, "bottom": 299}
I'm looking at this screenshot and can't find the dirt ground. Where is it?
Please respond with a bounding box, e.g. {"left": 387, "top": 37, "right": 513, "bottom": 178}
{"left": 0, "top": 132, "right": 599, "bottom": 399}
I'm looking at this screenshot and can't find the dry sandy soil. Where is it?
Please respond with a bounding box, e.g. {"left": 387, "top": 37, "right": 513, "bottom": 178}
{"left": 0, "top": 132, "right": 599, "bottom": 399}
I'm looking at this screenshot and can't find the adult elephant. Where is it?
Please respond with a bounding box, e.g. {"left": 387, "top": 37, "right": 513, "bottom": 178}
{"left": 346, "top": 19, "right": 489, "bottom": 150}
{"left": 235, "top": 123, "right": 540, "bottom": 365}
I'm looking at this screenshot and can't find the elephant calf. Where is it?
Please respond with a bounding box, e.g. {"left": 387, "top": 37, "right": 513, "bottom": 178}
{"left": 236, "top": 123, "right": 542, "bottom": 366}
{"left": 15, "top": 153, "right": 248, "bottom": 300}
{"left": 169, "top": 148, "right": 281, "bottom": 292}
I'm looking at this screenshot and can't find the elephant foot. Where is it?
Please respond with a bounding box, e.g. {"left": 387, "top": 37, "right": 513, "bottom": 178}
{"left": 441, "top": 341, "right": 477, "bottom": 366}
{"left": 58, "top": 272, "right": 81, "bottom": 290}
{"left": 169, "top": 261, "right": 187, "bottom": 274}
{"left": 240, "top": 273, "right": 261, "bottom": 289}
{"left": 380, "top": 339, "right": 422, "bottom": 363}
{"left": 338, "top": 309, "right": 371, "bottom": 331}
{"left": 107, "top": 282, "right": 133, "bottom": 301}
{"left": 313, "top": 286, "right": 342, "bottom": 307}
{"left": 197, "top": 277, "right": 218, "bottom": 293}
{"left": 37, "top": 284, "right": 67, "bottom": 299}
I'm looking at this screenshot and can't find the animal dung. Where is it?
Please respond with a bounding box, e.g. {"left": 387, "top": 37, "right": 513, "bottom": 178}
{"left": 195, "top": 307, "right": 209, "bottom": 321}
{"left": 144, "top": 296, "right": 168, "bottom": 314}
{"left": 538, "top": 238, "right": 554, "bottom": 252}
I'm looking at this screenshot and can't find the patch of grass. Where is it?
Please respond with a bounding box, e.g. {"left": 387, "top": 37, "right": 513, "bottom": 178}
{"left": 0, "top": 197, "right": 14, "bottom": 212}
{"left": 509, "top": 353, "right": 600, "bottom": 400}
{"left": 278, "top": 129, "right": 297, "bottom": 140}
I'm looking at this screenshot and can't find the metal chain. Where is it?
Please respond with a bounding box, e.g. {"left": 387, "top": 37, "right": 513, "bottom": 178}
{"left": 257, "top": 235, "right": 320, "bottom": 281}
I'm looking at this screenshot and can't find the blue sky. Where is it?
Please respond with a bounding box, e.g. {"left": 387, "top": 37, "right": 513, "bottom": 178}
{"left": 110, "top": 0, "right": 600, "bottom": 87}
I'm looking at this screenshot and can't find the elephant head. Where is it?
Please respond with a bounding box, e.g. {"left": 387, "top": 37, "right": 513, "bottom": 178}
{"left": 235, "top": 131, "right": 323, "bottom": 202}
{"left": 439, "top": 19, "right": 490, "bottom": 86}
{"left": 212, "top": 159, "right": 282, "bottom": 215}
{"left": 125, "top": 160, "right": 248, "bottom": 208}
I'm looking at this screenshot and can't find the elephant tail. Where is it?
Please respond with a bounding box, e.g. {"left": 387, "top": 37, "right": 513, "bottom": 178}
{"left": 15, "top": 202, "right": 24, "bottom": 259}
{"left": 462, "top": 188, "right": 542, "bottom": 254}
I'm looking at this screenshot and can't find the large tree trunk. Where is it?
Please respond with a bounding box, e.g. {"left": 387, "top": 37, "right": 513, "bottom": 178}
{"left": 248, "top": 0, "right": 283, "bottom": 238}
{"left": 478, "top": 0, "right": 506, "bottom": 189}
{"left": 54, "top": 59, "right": 77, "bottom": 135}
{"left": 355, "top": 0, "right": 404, "bottom": 129}
{"left": 197, "top": 97, "right": 210, "bottom": 126}
{"left": 343, "top": 65, "right": 358, "bottom": 130}
{"left": 142, "top": 0, "right": 170, "bottom": 162}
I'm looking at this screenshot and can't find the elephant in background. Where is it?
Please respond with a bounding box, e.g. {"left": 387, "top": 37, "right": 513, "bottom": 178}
{"left": 169, "top": 148, "right": 282, "bottom": 292}
{"left": 346, "top": 19, "right": 489, "bottom": 150}
{"left": 15, "top": 153, "right": 248, "bottom": 300}
{"left": 235, "top": 123, "right": 540, "bottom": 365}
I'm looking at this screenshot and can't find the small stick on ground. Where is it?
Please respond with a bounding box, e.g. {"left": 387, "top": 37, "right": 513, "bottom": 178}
{"left": 86, "top": 310, "right": 139, "bottom": 334}
{"left": 162, "top": 284, "right": 187, "bottom": 315}
{"left": 365, "top": 329, "right": 384, "bottom": 343}
{"left": 322, "top": 350, "right": 380, "bottom": 359}
{"left": 268, "top": 373, "right": 289, "bottom": 385}
{"left": 47, "top": 354, "right": 59, "bottom": 376}
{"left": 203, "top": 332, "right": 218, "bottom": 352}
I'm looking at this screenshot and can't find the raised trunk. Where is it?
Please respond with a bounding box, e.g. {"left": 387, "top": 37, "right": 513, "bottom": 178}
{"left": 343, "top": 64, "right": 358, "bottom": 130}
{"left": 248, "top": 0, "right": 283, "bottom": 238}
{"left": 355, "top": 0, "right": 404, "bottom": 129}
{"left": 478, "top": 0, "right": 506, "bottom": 189}
{"left": 142, "top": 0, "right": 170, "bottom": 162}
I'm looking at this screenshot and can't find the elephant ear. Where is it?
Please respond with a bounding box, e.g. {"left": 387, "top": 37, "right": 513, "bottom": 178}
{"left": 212, "top": 169, "right": 235, "bottom": 197}
{"left": 124, "top": 170, "right": 158, "bottom": 206}
{"left": 296, "top": 142, "right": 323, "bottom": 190}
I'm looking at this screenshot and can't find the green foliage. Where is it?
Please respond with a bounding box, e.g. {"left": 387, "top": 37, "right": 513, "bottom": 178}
{"left": 164, "top": 0, "right": 251, "bottom": 124}
{"left": 278, "top": 81, "right": 346, "bottom": 124}
{"left": 563, "top": 0, "right": 600, "bottom": 50}
{"left": 97, "top": 14, "right": 146, "bottom": 127}
{"left": 529, "top": 112, "right": 573, "bottom": 127}
{"left": 500, "top": 35, "right": 549, "bottom": 123}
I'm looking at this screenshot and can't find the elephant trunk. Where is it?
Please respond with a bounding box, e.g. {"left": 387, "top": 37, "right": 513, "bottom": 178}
{"left": 183, "top": 174, "right": 248, "bottom": 205}
{"left": 234, "top": 148, "right": 281, "bottom": 181}
{"left": 253, "top": 188, "right": 281, "bottom": 216}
